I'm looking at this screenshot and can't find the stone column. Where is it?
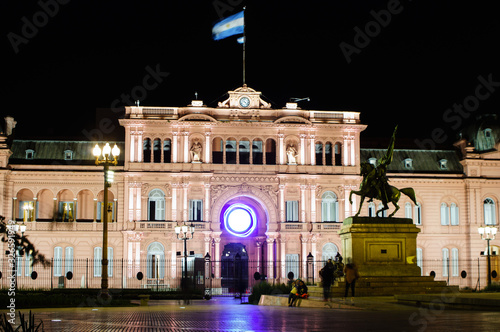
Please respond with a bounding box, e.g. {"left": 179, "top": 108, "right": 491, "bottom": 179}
{"left": 183, "top": 132, "right": 189, "bottom": 163}
{"left": 255, "top": 240, "right": 263, "bottom": 273}
{"left": 278, "top": 134, "right": 284, "bottom": 165}
{"left": 343, "top": 135, "right": 349, "bottom": 166}
{"left": 266, "top": 237, "right": 275, "bottom": 279}
{"left": 137, "top": 130, "right": 143, "bottom": 162}
{"left": 172, "top": 131, "right": 178, "bottom": 163}
{"left": 171, "top": 183, "right": 178, "bottom": 222}
{"left": 182, "top": 183, "right": 189, "bottom": 222}
{"left": 300, "top": 184, "right": 307, "bottom": 222}
{"left": 204, "top": 183, "right": 211, "bottom": 222}
{"left": 204, "top": 233, "right": 212, "bottom": 257}
{"left": 280, "top": 236, "right": 286, "bottom": 280}
{"left": 171, "top": 238, "right": 177, "bottom": 279}
{"left": 310, "top": 185, "right": 317, "bottom": 223}
{"left": 205, "top": 132, "right": 211, "bottom": 163}
{"left": 309, "top": 134, "right": 315, "bottom": 166}
{"left": 279, "top": 184, "right": 285, "bottom": 222}
{"left": 213, "top": 236, "right": 221, "bottom": 279}
{"left": 300, "top": 134, "right": 306, "bottom": 165}
{"left": 301, "top": 235, "right": 309, "bottom": 278}
{"left": 130, "top": 133, "right": 135, "bottom": 162}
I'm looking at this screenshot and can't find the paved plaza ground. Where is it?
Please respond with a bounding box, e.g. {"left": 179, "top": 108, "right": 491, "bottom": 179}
{"left": 4, "top": 295, "right": 499, "bottom": 332}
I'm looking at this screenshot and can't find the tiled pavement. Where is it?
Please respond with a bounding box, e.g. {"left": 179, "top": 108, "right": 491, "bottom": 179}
{"left": 5, "top": 297, "right": 500, "bottom": 332}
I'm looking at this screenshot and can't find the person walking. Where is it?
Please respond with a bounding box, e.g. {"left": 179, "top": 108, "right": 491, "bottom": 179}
{"left": 343, "top": 262, "right": 360, "bottom": 302}
{"left": 321, "top": 259, "right": 335, "bottom": 301}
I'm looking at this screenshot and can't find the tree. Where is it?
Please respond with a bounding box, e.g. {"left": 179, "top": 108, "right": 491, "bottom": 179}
{"left": 0, "top": 216, "right": 49, "bottom": 268}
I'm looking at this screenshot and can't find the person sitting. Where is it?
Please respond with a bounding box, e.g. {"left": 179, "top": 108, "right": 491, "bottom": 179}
{"left": 288, "top": 278, "right": 309, "bottom": 307}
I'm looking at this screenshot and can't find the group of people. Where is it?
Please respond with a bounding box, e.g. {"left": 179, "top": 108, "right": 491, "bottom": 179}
{"left": 320, "top": 253, "right": 360, "bottom": 301}
{"left": 287, "top": 253, "right": 360, "bottom": 307}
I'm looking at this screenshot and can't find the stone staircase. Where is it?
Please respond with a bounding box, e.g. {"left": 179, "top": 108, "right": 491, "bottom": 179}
{"left": 308, "top": 276, "right": 459, "bottom": 298}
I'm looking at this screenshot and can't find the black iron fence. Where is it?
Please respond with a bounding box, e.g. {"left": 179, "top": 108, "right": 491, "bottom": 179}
{"left": 1, "top": 256, "right": 497, "bottom": 295}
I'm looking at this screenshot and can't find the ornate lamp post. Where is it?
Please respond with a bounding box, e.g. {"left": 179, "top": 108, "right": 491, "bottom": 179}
{"left": 478, "top": 225, "right": 497, "bottom": 287}
{"left": 175, "top": 222, "right": 195, "bottom": 292}
{"left": 92, "top": 143, "right": 120, "bottom": 297}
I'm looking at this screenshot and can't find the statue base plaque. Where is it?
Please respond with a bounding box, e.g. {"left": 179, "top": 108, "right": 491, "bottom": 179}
{"left": 339, "top": 217, "right": 421, "bottom": 277}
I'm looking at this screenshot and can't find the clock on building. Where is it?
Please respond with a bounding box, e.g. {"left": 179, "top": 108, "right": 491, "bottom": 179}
{"left": 239, "top": 97, "right": 250, "bottom": 108}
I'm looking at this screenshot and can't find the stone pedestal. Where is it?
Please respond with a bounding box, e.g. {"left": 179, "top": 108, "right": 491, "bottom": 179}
{"left": 339, "top": 217, "right": 421, "bottom": 277}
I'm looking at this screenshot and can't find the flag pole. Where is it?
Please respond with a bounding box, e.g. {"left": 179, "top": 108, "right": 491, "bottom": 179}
{"left": 242, "top": 6, "right": 246, "bottom": 86}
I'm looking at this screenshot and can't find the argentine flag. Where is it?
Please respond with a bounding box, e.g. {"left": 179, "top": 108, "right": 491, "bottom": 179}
{"left": 212, "top": 11, "right": 244, "bottom": 41}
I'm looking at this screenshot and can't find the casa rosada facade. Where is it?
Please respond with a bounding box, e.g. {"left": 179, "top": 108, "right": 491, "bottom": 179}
{"left": 0, "top": 85, "right": 499, "bottom": 290}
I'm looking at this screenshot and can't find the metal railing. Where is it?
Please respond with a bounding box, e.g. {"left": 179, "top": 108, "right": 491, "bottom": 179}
{"left": 1, "top": 257, "right": 497, "bottom": 294}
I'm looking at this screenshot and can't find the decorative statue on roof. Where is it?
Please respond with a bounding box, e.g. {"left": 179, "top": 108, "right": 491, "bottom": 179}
{"left": 349, "top": 126, "right": 417, "bottom": 218}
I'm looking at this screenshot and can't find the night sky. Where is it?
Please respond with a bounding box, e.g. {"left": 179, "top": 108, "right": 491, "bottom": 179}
{"left": 1, "top": 1, "right": 498, "bottom": 148}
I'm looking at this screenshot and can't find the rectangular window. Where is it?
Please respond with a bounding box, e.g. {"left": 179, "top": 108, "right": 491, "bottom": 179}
{"left": 286, "top": 201, "right": 299, "bottom": 222}
{"left": 285, "top": 254, "right": 300, "bottom": 279}
{"left": 189, "top": 199, "right": 203, "bottom": 221}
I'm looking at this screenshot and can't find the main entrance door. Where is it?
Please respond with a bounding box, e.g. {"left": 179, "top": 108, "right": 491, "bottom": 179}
{"left": 221, "top": 243, "right": 249, "bottom": 294}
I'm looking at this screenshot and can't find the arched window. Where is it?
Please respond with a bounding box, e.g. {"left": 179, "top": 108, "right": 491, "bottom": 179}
{"left": 484, "top": 128, "right": 495, "bottom": 150}
{"left": 451, "top": 248, "right": 459, "bottom": 277}
{"left": 378, "top": 203, "right": 387, "bottom": 217}
{"left": 440, "top": 203, "right": 449, "bottom": 225}
{"left": 322, "top": 242, "right": 339, "bottom": 262}
{"left": 334, "top": 143, "right": 342, "bottom": 166}
{"left": 94, "top": 247, "right": 102, "bottom": 277}
{"left": 147, "top": 242, "right": 165, "bottom": 279}
{"left": 54, "top": 246, "right": 63, "bottom": 276}
{"left": 153, "top": 139, "right": 161, "bottom": 163}
{"left": 414, "top": 202, "right": 422, "bottom": 225}
{"left": 442, "top": 248, "right": 449, "bottom": 277}
{"left": 148, "top": 189, "right": 165, "bottom": 221}
{"left": 484, "top": 198, "right": 497, "bottom": 225}
{"left": 65, "top": 247, "right": 73, "bottom": 275}
{"left": 143, "top": 138, "right": 151, "bottom": 163}
{"left": 450, "top": 203, "right": 459, "bottom": 226}
{"left": 405, "top": 202, "right": 412, "bottom": 219}
{"left": 368, "top": 202, "right": 375, "bottom": 218}
{"left": 321, "top": 191, "right": 339, "bottom": 222}
{"left": 94, "top": 247, "right": 113, "bottom": 277}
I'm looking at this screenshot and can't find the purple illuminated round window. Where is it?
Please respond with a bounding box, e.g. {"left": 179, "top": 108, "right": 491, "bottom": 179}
{"left": 224, "top": 203, "right": 257, "bottom": 237}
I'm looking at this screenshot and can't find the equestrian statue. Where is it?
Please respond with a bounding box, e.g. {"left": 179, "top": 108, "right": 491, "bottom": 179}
{"left": 349, "top": 126, "right": 417, "bottom": 218}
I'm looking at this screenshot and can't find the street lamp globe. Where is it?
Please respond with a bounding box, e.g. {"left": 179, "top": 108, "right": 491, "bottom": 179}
{"left": 93, "top": 144, "right": 101, "bottom": 158}
{"left": 112, "top": 144, "right": 120, "bottom": 157}
{"left": 102, "top": 143, "right": 112, "bottom": 158}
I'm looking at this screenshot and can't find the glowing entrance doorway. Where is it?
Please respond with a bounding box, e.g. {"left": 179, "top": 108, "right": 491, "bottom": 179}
{"left": 221, "top": 243, "right": 249, "bottom": 293}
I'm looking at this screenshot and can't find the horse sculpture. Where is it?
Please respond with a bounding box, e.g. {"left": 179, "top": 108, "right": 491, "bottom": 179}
{"left": 349, "top": 162, "right": 417, "bottom": 218}
{"left": 349, "top": 125, "right": 417, "bottom": 218}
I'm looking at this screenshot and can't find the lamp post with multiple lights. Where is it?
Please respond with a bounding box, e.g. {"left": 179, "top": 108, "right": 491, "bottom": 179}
{"left": 175, "top": 222, "right": 195, "bottom": 292}
{"left": 93, "top": 143, "right": 120, "bottom": 297}
{"left": 478, "top": 225, "right": 497, "bottom": 287}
